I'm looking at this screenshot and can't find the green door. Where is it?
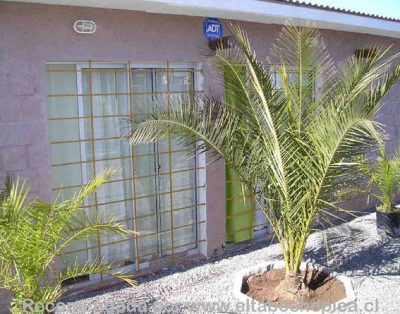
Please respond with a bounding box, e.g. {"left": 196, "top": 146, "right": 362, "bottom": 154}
{"left": 226, "top": 166, "right": 254, "bottom": 242}
{"left": 224, "top": 64, "right": 255, "bottom": 243}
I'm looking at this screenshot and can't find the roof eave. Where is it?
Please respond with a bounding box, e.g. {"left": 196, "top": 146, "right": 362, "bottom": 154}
{"left": 3, "top": 0, "right": 400, "bottom": 38}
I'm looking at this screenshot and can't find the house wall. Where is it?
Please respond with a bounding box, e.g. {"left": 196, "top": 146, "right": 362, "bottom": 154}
{"left": 1, "top": 1, "right": 400, "bottom": 308}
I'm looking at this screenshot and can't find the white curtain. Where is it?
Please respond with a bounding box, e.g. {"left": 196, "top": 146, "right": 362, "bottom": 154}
{"left": 133, "top": 68, "right": 197, "bottom": 258}
{"left": 81, "top": 67, "right": 135, "bottom": 265}
{"left": 47, "top": 64, "right": 91, "bottom": 270}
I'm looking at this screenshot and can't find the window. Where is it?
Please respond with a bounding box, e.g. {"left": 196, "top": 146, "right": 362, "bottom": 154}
{"left": 47, "top": 62, "right": 205, "bottom": 274}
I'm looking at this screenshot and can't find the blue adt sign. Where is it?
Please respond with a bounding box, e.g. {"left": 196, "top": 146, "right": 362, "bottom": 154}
{"left": 203, "top": 18, "right": 223, "bottom": 40}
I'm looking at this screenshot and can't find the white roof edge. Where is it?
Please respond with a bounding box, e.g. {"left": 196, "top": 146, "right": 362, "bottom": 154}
{"left": 4, "top": 0, "right": 400, "bottom": 38}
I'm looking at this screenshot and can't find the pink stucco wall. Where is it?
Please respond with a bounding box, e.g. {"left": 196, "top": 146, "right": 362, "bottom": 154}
{"left": 1, "top": 1, "right": 400, "bottom": 283}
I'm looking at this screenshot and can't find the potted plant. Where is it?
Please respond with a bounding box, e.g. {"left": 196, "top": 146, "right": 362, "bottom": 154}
{"left": 0, "top": 170, "right": 136, "bottom": 313}
{"left": 360, "top": 147, "right": 400, "bottom": 237}
{"left": 126, "top": 23, "right": 400, "bottom": 309}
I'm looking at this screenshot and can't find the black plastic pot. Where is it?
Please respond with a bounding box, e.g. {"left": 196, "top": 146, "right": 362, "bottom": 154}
{"left": 376, "top": 210, "right": 400, "bottom": 237}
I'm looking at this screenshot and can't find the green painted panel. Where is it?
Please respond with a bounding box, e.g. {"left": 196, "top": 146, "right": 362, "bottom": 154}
{"left": 226, "top": 165, "right": 254, "bottom": 242}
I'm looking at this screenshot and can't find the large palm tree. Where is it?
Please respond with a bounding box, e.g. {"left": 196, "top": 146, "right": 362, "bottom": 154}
{"left": 127, "top": 24, "right": 400, "bottom": 295}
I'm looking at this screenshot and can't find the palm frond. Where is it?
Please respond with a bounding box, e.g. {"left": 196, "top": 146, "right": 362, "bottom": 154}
{"left": 60, "top": 259, "right": 137, "bottom": 288}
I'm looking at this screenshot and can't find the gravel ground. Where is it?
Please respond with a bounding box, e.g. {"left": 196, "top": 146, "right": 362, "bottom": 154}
{"left": 57, "top": 213, "right": 400, "bottom": 314}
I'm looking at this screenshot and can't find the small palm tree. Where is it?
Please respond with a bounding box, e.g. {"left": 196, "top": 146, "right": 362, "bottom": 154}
{"left": 361, "top": 147, "right": 400, "bottom": 213}
{"left": 127, "top": 23, "right": 400, "bottom": 296}
{"left": 0, "top": 170, "right": 136, "bottom": 313}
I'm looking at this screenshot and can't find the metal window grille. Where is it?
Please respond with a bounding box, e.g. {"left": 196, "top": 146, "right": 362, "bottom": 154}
{"left": 47, "top": 62, "right": 206, "bottom": 280}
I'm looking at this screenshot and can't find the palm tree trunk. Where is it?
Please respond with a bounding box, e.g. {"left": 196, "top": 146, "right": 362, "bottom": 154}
{"left": 276, "top": 270, "right": 303, "bottom": 296}
{"left": 277, "top": 241, "right": 307, "bottom": 296}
